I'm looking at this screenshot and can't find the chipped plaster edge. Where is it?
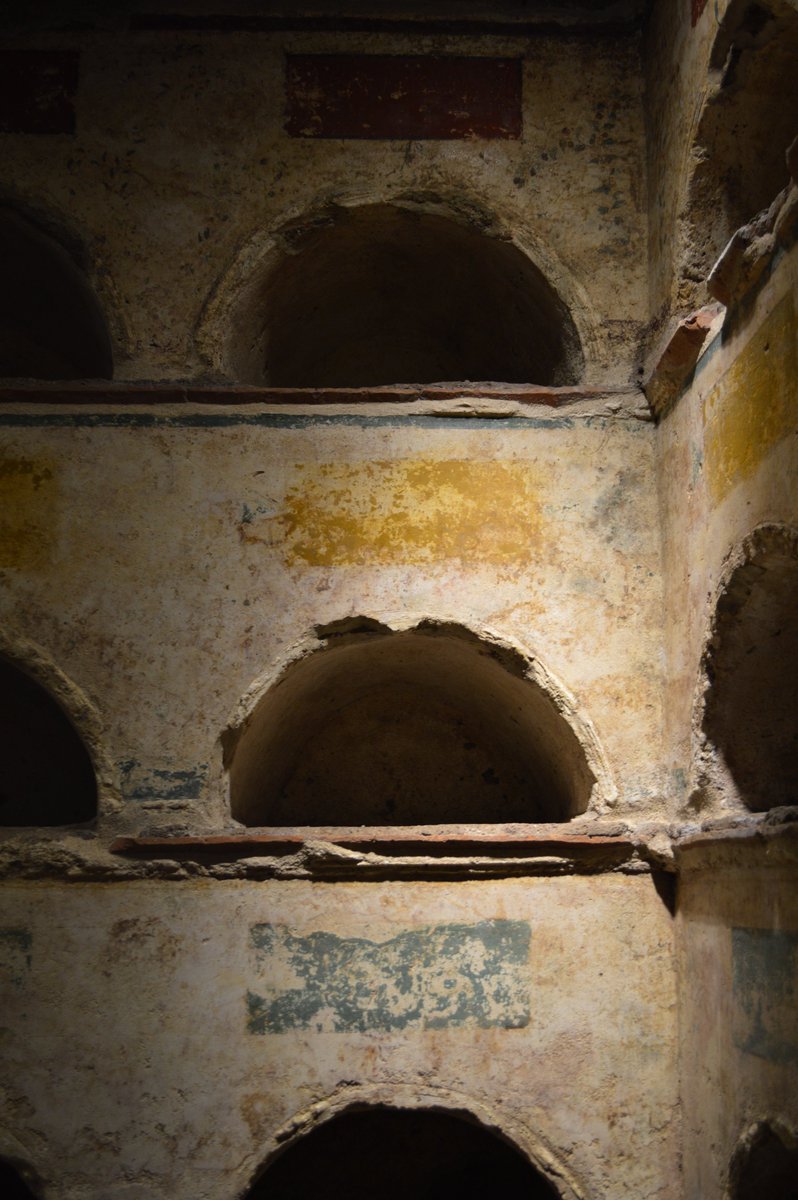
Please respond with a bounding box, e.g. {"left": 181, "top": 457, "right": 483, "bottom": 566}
{"left": 193, "top": 186, "right": 601, "bottom": 387}
{"left": 0, "top": 624, "right": 121, "bottom": 819}
{"left": 210, "top": 612, "right": 618, "bottom": 826}
{"left": 242, "top": 1081, "right": 587, "bottom": 1200}
{"left": 687, "top": 522, "right": 798, "bottom": 818}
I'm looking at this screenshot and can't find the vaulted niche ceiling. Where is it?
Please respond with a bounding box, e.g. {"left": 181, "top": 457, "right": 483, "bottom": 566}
{"left": 0, "top": 207, "right": 113, "bottom": 380}
{"left": 245, "top": 1108, "right": 559, "bottom": 1200}
{"left": 0, "top": 1162, "right": 39, "bottom": 1200}
{"left": 0, "top": 656, "right": 97, "bottom": 826}
{"left": 703, "top": 531, "right": 798, "bottom": 812}
{"left": 686, "top": 0, "right": 798, "bottom": 284}
{"left": 731, "top": 1123, "right": 798, "bottom": 1200}
{"left": 234, "top": 204, "right": 583, "bottom": 387}
{"left": 227, "top": 625, "right": 596, "bottom": 827}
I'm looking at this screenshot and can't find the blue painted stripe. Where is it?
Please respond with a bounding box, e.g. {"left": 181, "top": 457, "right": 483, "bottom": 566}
{"left": 0, "top": 411, "right": 616, "bottom": 431}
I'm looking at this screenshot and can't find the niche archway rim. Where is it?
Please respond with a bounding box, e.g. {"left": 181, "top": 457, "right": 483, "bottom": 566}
{"left": 725, "top": 1116, "right": 798, "bottom": 1200}
{"left": 690, "top": 522, "right": 798, "bottom": 816}
{"left": 216, "top": 614, "right": 617, "bottom": 828}
{"left": 0, "top": 192, "right": 125, "bottom": 381}
{"left": 0, "top": 625, "right": 121, "bottom": 823}
{"left": 0, "top": 1152, "right": 43, "bottom": 1200}
{"left": 195, "top": 188, "right": 597, "bottom": 388}
{"left": 239, "top": 1081, "right": 587, "bottom": 1200}
{"left": 675, "top": 0, "right": 798, "bottom": 313}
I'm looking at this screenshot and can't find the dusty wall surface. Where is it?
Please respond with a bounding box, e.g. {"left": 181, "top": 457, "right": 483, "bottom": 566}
{"left": 0, "top": 24, "right": 647, "bottom": 386}
{"left": 644, "top": 0, "right": 715, "bottom": 324}
{"left": 0, "top": 407, "right": 665, "bottom": 832}
{"left": 655, "top": 242, "right": 798, "bottom": 815}
{"left": 644, "top": 0, "right": 797, "bottom": 332}
{"left": 0, "top": 873, "right": 679, "bottom": 1200}
{"left": 0, "top": 5, "right": 795, "bottom": 1198}
{"left": 676, "top": 834, "right": 798, "bottom": 1200}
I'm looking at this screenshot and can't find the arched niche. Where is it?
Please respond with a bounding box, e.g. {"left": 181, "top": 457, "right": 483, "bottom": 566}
{"left": 244, "top": 1107, "right": 560, "bottom": 1200}
{"left": 0, "top": 206, "right": 113, "bottom": 380}
{"left": 729, "top": 1121, "right": 798, "bottom": 1199}
{"left": 225, "top": 621, "right": 606, "bottom": 828}
{"left": 684, "top": 0, "right": 798, "bottom": 288}
{"left": 0, "top": 1160, "right": 40, "bottom": 1199}
{"left": 0, "top": 653, "right": 97, "bottom": 826}
{"left": 698, "top": 526, "right": 798, "bottom": 812}
{"left": 225, "top": 202, "right": 583, "bottom": 387}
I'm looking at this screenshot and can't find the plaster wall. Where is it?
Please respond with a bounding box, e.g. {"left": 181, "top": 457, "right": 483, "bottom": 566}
{"left": 0, "top": 407, "right": 664, "bottom": 834}
{"left": 644, "top": 0, "right": 797, "bottom": 329}
{"left": 644, "top": 0, "right": 715, "bottom": 323}
{"left": 676, "top": 834, "right": 798, "bottom": 1200}
{"left": 0, "top": 4, "right": 795, "bottom": 1197}
{"left": 0, "top": 23, "right": 647, "bottom": 386}
{"left": 0, "top": 873, "right": 678, "bottom": 1200}
{"left": 655, "top": 243, "right": 798, "bottom": 814}
{"left": 655, "top": 113, "right": 798, "bottom": 1200}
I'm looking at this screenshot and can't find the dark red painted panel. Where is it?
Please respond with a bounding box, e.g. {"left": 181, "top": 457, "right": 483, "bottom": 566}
{"left": 285, "top": 54, "right": 522, "bottom": 140}
{"left": 0, "top": 50, "right": 78, "bottom": 134}
{"left": 692, "top": 0, "right": 709, "bottom": 26}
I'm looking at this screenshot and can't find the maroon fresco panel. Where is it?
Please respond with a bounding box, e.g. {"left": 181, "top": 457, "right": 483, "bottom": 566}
{"left": 691, "top": 0, "right": 709, "bottom": 26}
{"left": 285, "top": 54, "right": 522, "bottom": 140}
{"left": 0, "top": 50, "right": 79, "bottom": 134}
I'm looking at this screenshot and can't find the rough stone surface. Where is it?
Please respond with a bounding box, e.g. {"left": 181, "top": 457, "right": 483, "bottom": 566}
{"left": 0, "top": 875, "right": 678, "bottom": 1200}
{"left": 0, "top": 4, "right": 796, "bottom": 1197}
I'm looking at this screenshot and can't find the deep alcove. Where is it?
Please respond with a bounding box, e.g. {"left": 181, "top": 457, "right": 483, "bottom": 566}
{"left": 731, "top": 1123, "right": 798, "bottom": 1200}
{"left": 0, "top": 206, "right": 113, "bottom": 380}
{"left": 0, "top": 656, "right": 97, "bottom": 826}
{"left": 245, "top": 1108, "right": 559, "bottom": 1200}
{"left": 686, "top": 0, "right": 798, "bottom": 283}
{"left": 230, "top": 203, "right": 583, "bottom": 387}
{"left": 703, "top": 531, "right": 798, "bottom": 811}
{"left": 227, "top": 625, "right": 596, "bottom": 827}
{"left": 0, "top": 1161, "right": 39, "bottom": 1200}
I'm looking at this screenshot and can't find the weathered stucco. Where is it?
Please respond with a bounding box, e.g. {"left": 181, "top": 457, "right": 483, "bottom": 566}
{"left": 0, "top": 874, "right": 678, "bottom": 1200}
{"left": 676, "top": 830, "right": 798, "bottom": 1200}
{"left": 0, "top": 409, "right": 664, "bottom": 831}
{"left": 1, "top": 21, "right": 646, "bottom": 388}
{"left": 656, "top": 244, "right": 798, "bottom": 817}
{"left": 0, "top": 2, "right": 796, "bottom": 1197}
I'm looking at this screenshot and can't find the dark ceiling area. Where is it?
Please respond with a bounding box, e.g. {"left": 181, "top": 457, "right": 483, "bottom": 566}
{"left": 0, "top": 0, "right": 646, "bottom": 35}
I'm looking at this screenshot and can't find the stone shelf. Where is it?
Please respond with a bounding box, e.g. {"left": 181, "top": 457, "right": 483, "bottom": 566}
{"left": 0, "top": 381, "right": 639, "bottom": 408}
{"left": 109, "top": 829, "right": 641, "bottom": 879}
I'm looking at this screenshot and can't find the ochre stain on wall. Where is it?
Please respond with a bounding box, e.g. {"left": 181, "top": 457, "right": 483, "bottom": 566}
{"left": 277, "top": 459, "right": 542, "bottom": 566}
{"left": 0, "top": 458, "right": 55, "bottom": 569}
{"left": 704, "top": 293, "right": 798, "bottom": 505}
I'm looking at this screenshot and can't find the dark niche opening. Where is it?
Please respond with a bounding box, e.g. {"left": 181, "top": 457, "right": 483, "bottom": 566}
{"left": 0, "top": 655, "right": 97, "bottom": 826}
{"left": 227, "top": 625, "right": 595, "bottom": 827}
{"left": 731, "top": 1123, "right": 798, "bottom": 1200}
{"left": 686, "top": 0, "right": 798, "bottom": 284}
{"left": 230, "top": 203, "right": 583, "bottom": 387}
{"left": 245, "top": 1107, "right": 559, "bottom": 1200}
{"left": 0, "top": 206, "right": 113, "bottom": 380}
{"left": 703, "top": 531, "right": 798, "bottom": 811}
{"left": 0, "top": 1161, "right": 39, "bottom": 1200}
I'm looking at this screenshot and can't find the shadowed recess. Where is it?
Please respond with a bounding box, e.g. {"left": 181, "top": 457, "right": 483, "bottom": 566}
{"left": 229, "top": 204, "right": 583, "bottom": 387}
{"left": 0, "top": 206, "right": 113, "bottom": 380}
{"left": 0, "top": 656, "right": 97, "bottom": 826}
{"left": 0, "top": 1162, "right": 39, "bottom": 1199}
{"left": 731, "top": 1123, "right": 798, "bottom": 1199}
{"left": 686, "top": 0, "right": 798, "bottom": 282}
{"left": 227, "top": 625, "right": 595, "bottom": 826}
{"left": 245, "top": 1108, "right": 559, "bottom": 1200}
{"left": 703, "top": 534, "right": 798, "bottom": 811}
